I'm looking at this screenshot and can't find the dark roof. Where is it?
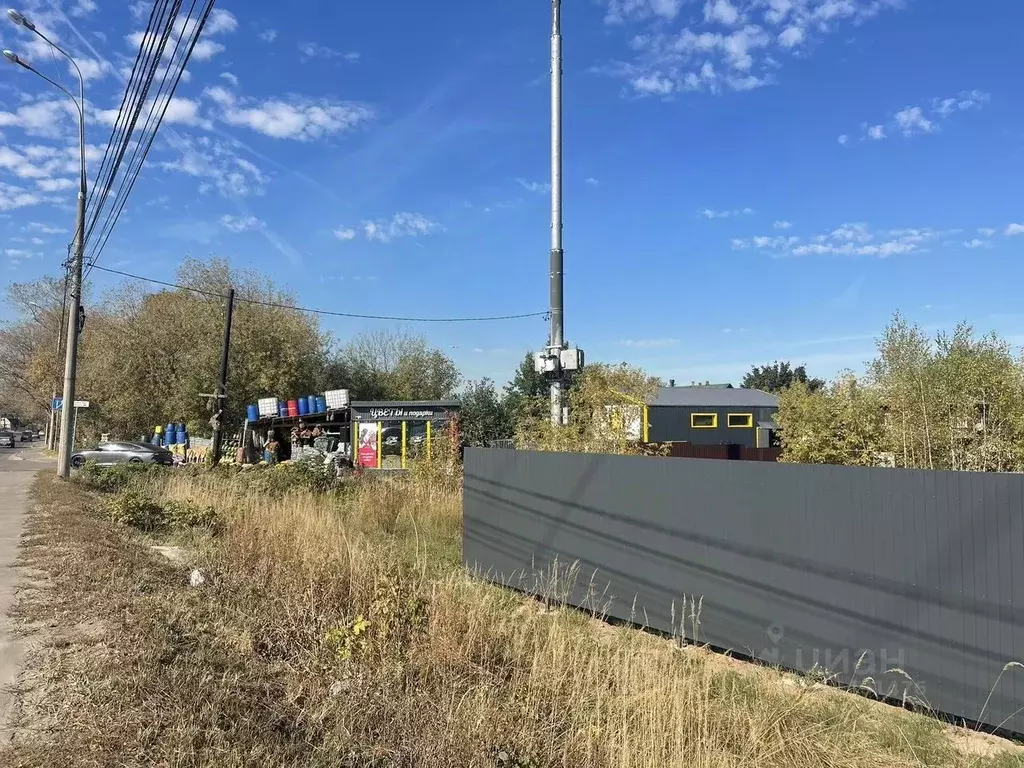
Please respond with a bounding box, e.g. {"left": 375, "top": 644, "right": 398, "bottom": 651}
{"left": 651, "top": 386, "right": 778, "bottom": 408}
{"left": 350, "top": 400, "right": 460, "bottom": 408}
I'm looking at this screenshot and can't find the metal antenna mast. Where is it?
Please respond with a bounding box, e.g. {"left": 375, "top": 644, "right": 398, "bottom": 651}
{"left": 535, "top": 0, "right": 583, "bottom": 424}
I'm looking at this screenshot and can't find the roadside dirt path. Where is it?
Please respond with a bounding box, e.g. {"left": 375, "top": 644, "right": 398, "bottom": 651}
{"left": 0, "top": 445, "right": 49, "bottom": 742}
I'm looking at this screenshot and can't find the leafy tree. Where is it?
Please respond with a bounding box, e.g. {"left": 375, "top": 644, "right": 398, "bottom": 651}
{"left": 333, "top": 328, "right": 459, "bottom": 401}
{"left": 74, "top": 257, "right": 328, "bottom": 441}
{"left": 517, "top": 361, "right": 660, "bottom": 454}
{"left": 777, "top": 377, "right": 885, "bottom": 466}
{"left": 503, "top": 351, "right": 549, "bottom": 430}
{"left": 458, "top": 378, "right": 513, "bottom": 447}
{"left": 742, "top": 361, "right": 824, "bottom": 393}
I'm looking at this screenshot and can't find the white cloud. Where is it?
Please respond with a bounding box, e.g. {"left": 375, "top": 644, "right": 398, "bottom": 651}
{"left": 0, "top": 181, "right": 47, "bottom": 212}
{"left": 76, "top": 57, "right": 112, "bottom": 81}
{"left": 298, "top": 42, "right": 360, "bottom": 62}
{"left": 160, "top": 135, "right": 268, "bottom": 197}
{"left": 753, "top": 235, "right": 799, "bottom": 249}
{"left": 362, "top": 212, "right": 441, "bottom": 244}
{"left": 36, "top": 178, "right": 75, "bottom": 192}
{"left": 28, "top": 222, "right": 67, "bottom": 234}
{"left": 220, "top": 214, "right": 262, "bottom": 232}
{"left": 852, "top": 91, "right": 990, "bottom": 144}
{"left": 737, "top": 221, "right": 949, "bottom": 259}
{"left": 962, "top": 239, "right": 992, "bottom": 249}
{"left": 895, "top": 106, "right": 934, "bottom": 137}
{"left": 702, "top": 207, "right": 753, "bottom": 219}
{"left": 585, "top": 177, "right": 600, "bottom": 186}
{"left": 978, "top": 227, "right": 997, "bottom": 237}
{"left": 258, "top": 29, "right": 278, "bottom": 43}
{"left": 1006, "top": 224, "right": 1024, "bottom": 236}
{"left": 603, "top": 0, "right": 903, "bottom": 96}
{"left": 0, "top": 99, "right": 73, "bottom": 138}
{"left": 126, "top": 9, "right": 236, "bottom": 63}
{"left": 220, "top": 72, "right": 239, "bottom": 86}
{"left": 619, "top": 338, "right": 679, "bottom": 348}
{"left": 70, "top": 0, "right": 98, "bottom": 16}
{"left": 605, "top": 0, "right": 683, "bottom": 24}
{"left": 837, "top": 134, "right": 849, "bottom": 145}
{"left": 209, "top": 90, "right": 374, "bottom": 141}
{"left": 334, "top": 227, "right": 356, "bottom": 241}
{"left": 773, "top": 220, "right": 792, "bottom": 229}
{"left": 516, "top": 178, "right": 551, "bottom": 194}
{"left": 777, "top": 25, "right": 805, "bottom": 47}
{"left": 632, "top": 73, "right": 675, "bottom": 95}
{"left": 933, "top": 89, "right": 990, "bottom": 117}
{"left": 206, "top": 9, "right": 238, "bottom": 35}
{"left": 704, "top": 0, "right": 742, "bottom": 26}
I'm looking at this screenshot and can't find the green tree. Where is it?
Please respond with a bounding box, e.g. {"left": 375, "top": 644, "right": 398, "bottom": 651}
{"left": 517, "top": 362, "right": 660, "bottom": 453}
{"left": 458, "top": 378, "right": 513, "bottom": 447}
{"left": 503, "top": 351, "right": 548, "bottom": 430}
{"left": 333, "top": 329, "right": 459, "bottom": 401}
{"left": 75, "top": 257, "right": 329, "bottom": 441}
{"left": 742, "top": 361, "right": 824, "bottom": 393}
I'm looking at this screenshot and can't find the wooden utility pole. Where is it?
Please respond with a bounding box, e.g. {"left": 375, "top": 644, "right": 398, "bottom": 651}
{"left": 210, "top": 288, "right": 235, "bottom": 465}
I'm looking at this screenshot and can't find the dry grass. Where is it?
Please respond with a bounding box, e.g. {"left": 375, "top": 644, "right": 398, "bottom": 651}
{"left": 2, "top": 467, "right": 1021, "bottom": 767}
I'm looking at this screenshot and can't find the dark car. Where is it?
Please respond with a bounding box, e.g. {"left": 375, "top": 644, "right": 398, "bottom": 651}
{"left": 20, "top": 429, "right": 33, "bottom": 442}
{"left": 70, "top": 441, "right": 174, "bottom": 469}
{"left": 0, "top": 431, "right": 14, "bottom": 449}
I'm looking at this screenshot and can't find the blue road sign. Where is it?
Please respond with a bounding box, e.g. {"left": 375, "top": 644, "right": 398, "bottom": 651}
{"left": 52, "top": 397, "right": 63, "bottom": 410}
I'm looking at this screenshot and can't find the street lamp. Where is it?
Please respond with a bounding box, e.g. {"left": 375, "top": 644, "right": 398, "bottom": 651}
{"left": 4, "top": 8, "right": 87, "bottom": 478}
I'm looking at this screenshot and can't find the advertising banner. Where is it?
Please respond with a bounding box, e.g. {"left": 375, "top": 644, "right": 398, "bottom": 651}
{"left": 357, "top": 422, "right": 378, "bottom": 468}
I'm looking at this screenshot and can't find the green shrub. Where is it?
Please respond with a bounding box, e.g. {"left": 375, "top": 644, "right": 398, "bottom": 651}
{"left": 77, "top": 462, "right": 166, "bottom": 493}
{"left": 106, "top": 491, "right": 220, "bottom": 534}
{"left": 164, "top": 499, "right": 220, "bottom": 531}
{"left": 105, "top": 489, "right": 166, "bottom": 532}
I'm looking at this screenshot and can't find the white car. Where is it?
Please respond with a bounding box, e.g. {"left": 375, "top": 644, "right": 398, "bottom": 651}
{"left": 0, "top": 431, "right": 15, "bottom": 449}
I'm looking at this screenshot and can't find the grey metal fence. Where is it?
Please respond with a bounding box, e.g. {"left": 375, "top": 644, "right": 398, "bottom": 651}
{"left": 463, "top": 448, "right": 1024, "bottom": 734}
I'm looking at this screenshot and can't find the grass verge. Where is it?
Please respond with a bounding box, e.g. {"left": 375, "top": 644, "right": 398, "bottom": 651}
{"left": 1, "top": 466, "right": 1021, "bottom": 767}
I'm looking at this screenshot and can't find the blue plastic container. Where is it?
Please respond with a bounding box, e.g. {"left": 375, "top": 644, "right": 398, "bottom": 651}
{"left": 278, "top": 402, "right": 289, "bottom": 417}
{"left": 298, "top": 397, "right": 309, "bottom": 416}
{"left": 176, "top": 429, "right": 187, "bottom": 446}
{"left": 247, "top": 404, "right": 259, "bottom": 422}
{"left": 305, "top": 395, "right": 316, "bottom": 414}
{"left": 315, "top": 396, "right": 327, "bottom": 413}
{"left": 166, "top": 423, "right": 176, "bottom": 442}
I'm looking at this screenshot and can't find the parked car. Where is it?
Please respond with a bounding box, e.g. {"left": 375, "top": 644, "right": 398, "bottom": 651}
{"left": 70, "top": 441, "right": 174, "bottom": 469}
{"left": 0, "top": 431, "right": 14, "bottom": 449}
{"left": 21, "top": 429, "right": 33, "bottom": 442}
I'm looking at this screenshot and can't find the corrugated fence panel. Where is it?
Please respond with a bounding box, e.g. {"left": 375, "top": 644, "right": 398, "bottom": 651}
{"left": 463, "top": 448, "right": 1024, "bottom": 734}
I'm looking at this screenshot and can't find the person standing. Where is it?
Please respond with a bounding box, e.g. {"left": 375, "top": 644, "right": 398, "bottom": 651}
{"left": 264, "top": 431, "right": 280, "bottom": 464}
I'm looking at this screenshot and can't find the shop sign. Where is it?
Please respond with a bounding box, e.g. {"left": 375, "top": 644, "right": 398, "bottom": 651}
{"left": 356, "top": 406, "right": 452, "bottom": 421}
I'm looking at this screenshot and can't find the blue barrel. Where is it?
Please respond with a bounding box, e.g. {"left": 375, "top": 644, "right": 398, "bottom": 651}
{"left": 176, "top": 429, "right": 187, "bottom": 446}
{"left": 306, "top": 395, "right": 317, "bottom": 415}
{"left": 278, "top": 402, "right": 289, "bottom": 417}
{"left": 315, "top": 396, "right": 327, "bottom": 413}
{"left": 247, "top": 405, "right": 259, "bottom": 422}
{"left": 166, "top": 423, "right": 176, "bottom": 441}
{"left": 298, "top": 397, "right": 309, "bottom": 416}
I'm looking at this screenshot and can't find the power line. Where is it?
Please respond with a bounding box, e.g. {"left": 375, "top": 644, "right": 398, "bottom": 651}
{"left": 84, "top": 0, "right": 218, "bottom": 279}
{"left": 86, "top": 0, "right": 216, "bottom": 275}
{"left": 87, "top": 264, "right": 550, "bottom": 323}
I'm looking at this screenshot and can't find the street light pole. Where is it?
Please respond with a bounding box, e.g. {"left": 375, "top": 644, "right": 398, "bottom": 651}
{"left": 4, "top": 8, "right": 88, "bottom": 478}
{"left": 549, "top": 0, "right": 564, "bottom": 426}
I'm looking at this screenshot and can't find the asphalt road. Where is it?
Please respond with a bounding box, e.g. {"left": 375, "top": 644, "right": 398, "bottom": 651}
{"left": 0, "top": 440, "right": 49, "bottom": 740}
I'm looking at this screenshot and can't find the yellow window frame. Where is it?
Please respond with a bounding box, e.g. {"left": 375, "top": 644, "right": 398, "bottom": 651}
{"left": 691, "top": 412, "right": 718, "bottom": 429}
{"left": 728, "top": 413, "right": 753, "bottom": 428}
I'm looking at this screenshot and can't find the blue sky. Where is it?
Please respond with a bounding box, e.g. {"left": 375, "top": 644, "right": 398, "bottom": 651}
{"left": 2, "top": 0, "right": 1024, "bottom": 388}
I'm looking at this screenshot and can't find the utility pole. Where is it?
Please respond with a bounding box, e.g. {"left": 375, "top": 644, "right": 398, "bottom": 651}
{"left": 6, "top": 9, "right": 90, "bottom": 478}
{"left": 549, "top": 0, "right": 564, "bottom": 426}
{"left": 48, "top": 257, "right": 70, "bottom": 451}
{"left": 55, "top": 169, "right": 86, "bottom": 478}
{"left": 535, "top": 0, "right": 582, "bottom": 424}
{"left": 210, "top": 287, "right": 235, "bottom": 465}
